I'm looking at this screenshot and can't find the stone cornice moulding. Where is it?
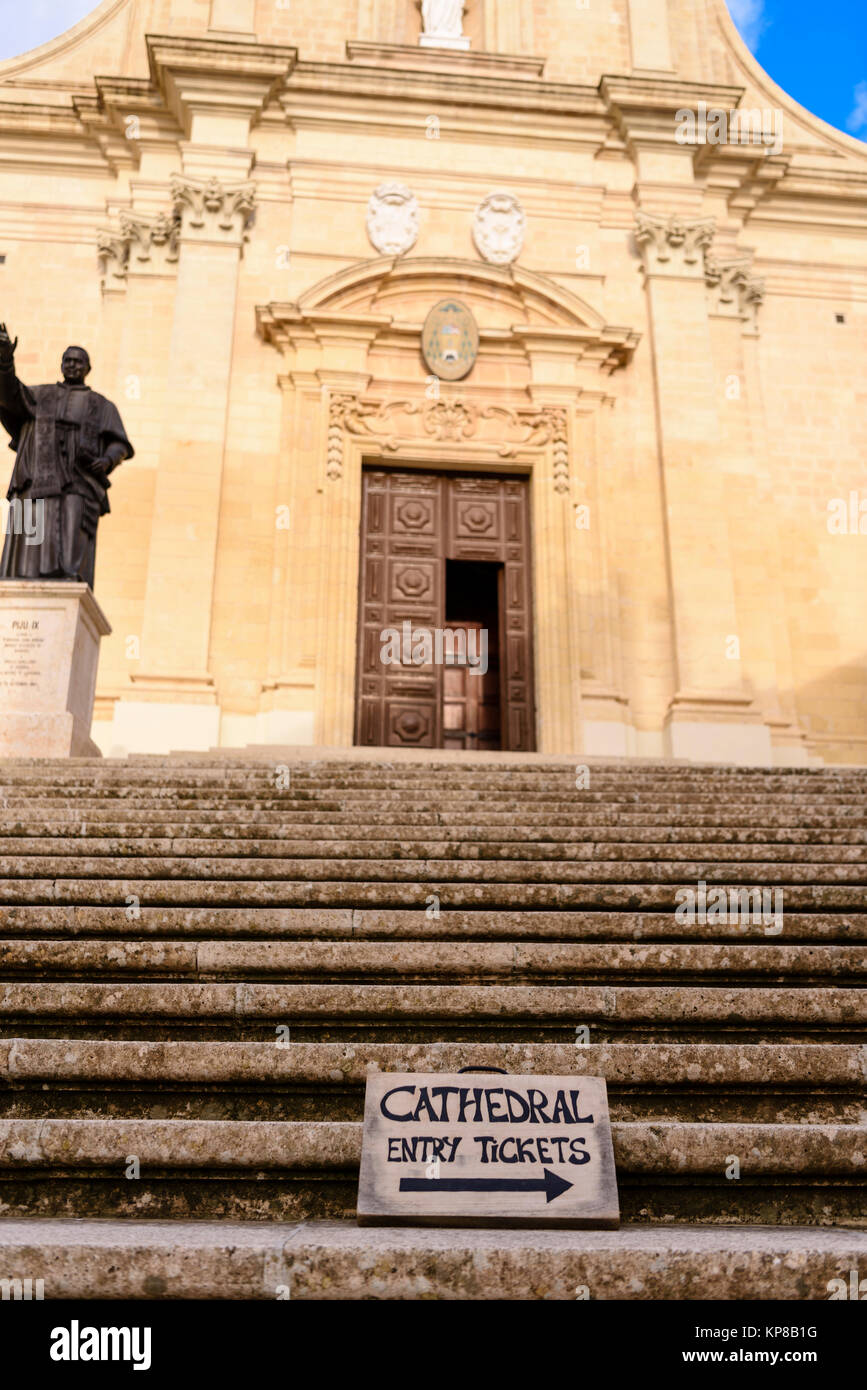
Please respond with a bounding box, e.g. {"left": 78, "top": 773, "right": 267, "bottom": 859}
{"left": 600, "top": 75, "right": 745, "bottom": 150}
{"left": 280, "top": 63, "right": 605, "bottom": 149}
{"left": 344, "top": 40, "right": 547, "bottom": 81}
{"left": 146, "top": 33, "right": 297, "bottom": 137}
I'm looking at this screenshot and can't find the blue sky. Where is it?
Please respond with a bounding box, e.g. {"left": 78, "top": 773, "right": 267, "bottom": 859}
{"left": 727, "top": 0, "right": 866, "bottom": 139}
{"left": 0, "top": 0, "right": 864, "bottom": 140}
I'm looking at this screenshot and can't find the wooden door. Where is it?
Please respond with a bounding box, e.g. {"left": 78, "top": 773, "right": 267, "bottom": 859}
{"left": 355, "top": 468, "right": 535, "bottom": 751}
{"left": 442, "top": 620, "right": 502, "bottom": 751}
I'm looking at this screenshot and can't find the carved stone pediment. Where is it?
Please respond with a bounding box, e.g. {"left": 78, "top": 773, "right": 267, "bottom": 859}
{"left": 257, "top": 258, "right": 640, "bottom": 382}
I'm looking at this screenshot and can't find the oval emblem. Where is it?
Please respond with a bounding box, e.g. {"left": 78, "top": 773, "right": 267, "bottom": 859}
{"left": 421, "top": 300, "right": 479, "bottom": 382}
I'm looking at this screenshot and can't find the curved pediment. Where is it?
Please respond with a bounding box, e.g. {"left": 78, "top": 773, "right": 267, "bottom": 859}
{"left": 295, "top": 255, "right": 609, "bottom": 332}
{"left": 258, "top": 256, "right": 639, "bottom": 374}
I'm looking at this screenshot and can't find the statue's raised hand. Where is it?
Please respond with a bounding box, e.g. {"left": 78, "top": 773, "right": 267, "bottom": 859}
{"left": 0, "top": 323, "right": 18, "bottom": 365}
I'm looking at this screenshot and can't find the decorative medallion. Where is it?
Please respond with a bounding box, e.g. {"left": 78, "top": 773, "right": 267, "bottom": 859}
{"left": 366, "top": 183, "right": 419, "bottom": 257}
{"left": 472, "top": 191, "right": 525, "bottom": 265}
{"left": 421, "top": 299, "right": 479, "bottom": 381}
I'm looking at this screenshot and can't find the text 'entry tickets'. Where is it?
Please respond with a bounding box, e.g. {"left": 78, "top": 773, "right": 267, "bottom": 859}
{"left": 357, "top": 1072, "right": 619, "bottom": 1229}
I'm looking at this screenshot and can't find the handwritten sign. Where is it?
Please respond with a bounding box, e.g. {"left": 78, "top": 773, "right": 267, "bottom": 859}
{"left": 357, "top": 1072, "right": 619, "bottom": 1228}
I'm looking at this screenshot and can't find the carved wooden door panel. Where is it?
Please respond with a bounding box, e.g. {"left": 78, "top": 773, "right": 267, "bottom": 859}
{"left": 355, "top": 470, "right": 445, "bottom": 748}
{"left": 446, "top": 475, "right": 535, "bottom": 752}
{"left": 355, "top": 468, "right": 536, "bottom": 751}
{"left": 442, "top": 621, "right": 502, "bottom": 751}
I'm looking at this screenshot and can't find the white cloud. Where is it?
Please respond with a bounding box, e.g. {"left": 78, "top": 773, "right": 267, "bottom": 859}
{"left": 846, "top": 81, "right": 867, "bottom": 136}
{"left": 727, "top": 0, "right": 770, "bottom": 54}
{"left": 0, "top": 2, "right": 100, "bottom": 62}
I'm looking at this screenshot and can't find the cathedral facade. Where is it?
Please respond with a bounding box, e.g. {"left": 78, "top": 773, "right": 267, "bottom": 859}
{"left": 0, "top": 0, "right": 864, "bottom": 763}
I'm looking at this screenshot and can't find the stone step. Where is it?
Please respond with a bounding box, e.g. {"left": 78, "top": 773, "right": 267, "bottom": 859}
{"left": 1, "top": 755, "right": 864, "bottom": 1284}
{"left": 1, "top": 855, "right": 865, "bottom": 884}
{"left": 3, "top": 880, "right": 866, "bottom": 911}
{"left": 4, "top": 763, "right": 866, "bottom": 785}
{"left": 0, "top": 1119, "right": 862, "bottom": 1224}
{"left": 3, "top": 790, "right": 866, "bottom": 811}
{"left": 3, "top": 837, "right": 866, "bottom": 863}
{"left": 1, "top": 906, "right": 861, "bottom": 941}
{"left": 1, "top": 981, "right": 862, "bottom": 1029}
{"left": 0, "top": 1218, "right": 863, "bottom": 1299}
{"left": 3, "top": 821, "right": 867, "bottom": 844}
{"left": 2, "top": 1041, "right": 862, "bottom": 1124}
{"left": 0, "top": 939, "right": 862, "bottom": 982}
{"left": 5, "top": 806, "right": 867, "bottom": 822}
{"left": 2, "top": 1116, "right": 862, "bottom": 1172}
{"left": 4, "top": 1038, "right": 861, "bottom": 1087}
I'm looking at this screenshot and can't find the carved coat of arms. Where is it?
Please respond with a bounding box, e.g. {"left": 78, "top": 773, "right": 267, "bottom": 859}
{"left": 421, "top": 300, "right": 479, "bottom": 381}
{"left": 366, "top": 183, "right": 419, "bottom": 257}
{"left": 472, "top": 191, "right": 526, "bottom": 265}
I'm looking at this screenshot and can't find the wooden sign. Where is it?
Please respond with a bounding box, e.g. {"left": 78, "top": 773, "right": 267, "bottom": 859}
{"left": 357, "top": 1072, "right": 619, "bottom": 1228}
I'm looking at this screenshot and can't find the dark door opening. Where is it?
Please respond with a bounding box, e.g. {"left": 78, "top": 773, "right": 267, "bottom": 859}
{"left": 442, "top": 559, "right": 502, "bottom": 751}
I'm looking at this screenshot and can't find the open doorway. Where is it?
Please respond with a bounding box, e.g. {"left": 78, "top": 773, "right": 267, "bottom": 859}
{"left": 442, "top": 559, "right": 502, "bottom": 751}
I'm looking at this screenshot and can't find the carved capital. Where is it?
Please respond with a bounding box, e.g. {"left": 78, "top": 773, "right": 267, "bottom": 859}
{"left": 635, "top": 212, "right": 716, "bottom": 277}
{"left": 98, "top": 208, "right": 182, "bottom": 290}
{"left": 119, "top": 211, "right": 181, "bottom": 274}
{"left": 97, "top": 228, "right": 129, "bottom": 292}
{"left": 171, "top": 175, "right": 256, "bottom": 246}
{"left": 704, "top": 254, "right": 765, "bottom": 332}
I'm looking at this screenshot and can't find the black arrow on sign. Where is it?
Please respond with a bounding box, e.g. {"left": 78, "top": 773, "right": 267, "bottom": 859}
{"left": 399, "top": 1168, "right": 573, "bottom": 1204}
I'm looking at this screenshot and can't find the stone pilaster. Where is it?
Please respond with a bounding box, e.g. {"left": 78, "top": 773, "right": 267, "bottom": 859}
{"left": 116, "top": 36, "right": 295, "bottom": 752}
{"left": 635, "top": 210, "right": 771, "bottom": 764}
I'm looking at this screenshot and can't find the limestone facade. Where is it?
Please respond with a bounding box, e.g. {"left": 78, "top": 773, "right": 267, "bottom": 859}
{"left": 0, "top": 0, "right": 864, "bottom": 763}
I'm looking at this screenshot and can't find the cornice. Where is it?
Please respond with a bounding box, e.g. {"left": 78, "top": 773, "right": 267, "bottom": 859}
{"left": 287, "top": 60, "right": 598, "bottom": 111}
{"left": 145, "top": 34, "right": 298, "bottom": 90}
{"left": 145, "top": 33, "right": 297, "bottom": 136}
{"left": 344, "top": 41, "right": 546, "bottom": 81}
{"left": 600, "top": 75, "right": 746, "bottom": 148}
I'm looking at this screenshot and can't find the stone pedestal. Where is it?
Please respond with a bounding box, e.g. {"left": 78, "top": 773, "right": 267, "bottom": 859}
{"left": 0, "top": 582, "right": 110, "bottom": 757}
{"left": 419, "top": 35, "right": 470, "bottom": 49}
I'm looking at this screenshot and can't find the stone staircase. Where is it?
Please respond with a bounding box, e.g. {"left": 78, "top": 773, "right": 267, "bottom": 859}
{"left": 0, "top": 752, "right": 864, "bottom": 1299}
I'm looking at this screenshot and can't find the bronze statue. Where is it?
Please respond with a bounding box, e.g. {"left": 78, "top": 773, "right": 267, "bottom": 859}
{"left": 0, "top": 326, "right": 133, "bottom": 589}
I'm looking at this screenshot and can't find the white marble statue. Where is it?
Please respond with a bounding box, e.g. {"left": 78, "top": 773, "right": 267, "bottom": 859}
{"left": 421, "top": 0, "right": 465, "bottom": 40}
